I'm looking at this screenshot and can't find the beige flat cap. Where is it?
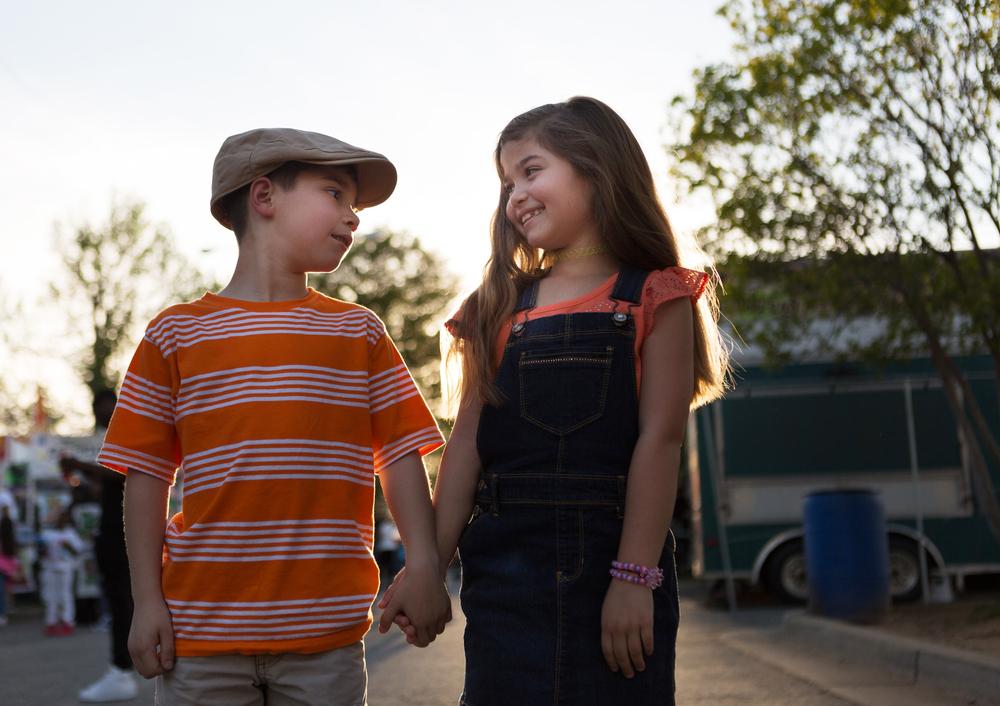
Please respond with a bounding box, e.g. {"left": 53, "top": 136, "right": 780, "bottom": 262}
{"left": 210, "top": 127, "right": 397, "bottom": 228}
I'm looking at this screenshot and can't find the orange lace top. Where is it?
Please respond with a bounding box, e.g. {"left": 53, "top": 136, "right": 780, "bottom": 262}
{"left": 447, "top": 266, "right": 708, "bottom": 389}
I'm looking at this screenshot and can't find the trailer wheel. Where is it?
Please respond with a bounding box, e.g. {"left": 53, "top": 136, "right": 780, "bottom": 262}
{"left": 888, "top": 537, "right": 923, "bottom": 603}
{"left": 764, "top": 541, "right": 809, "bottom": 604}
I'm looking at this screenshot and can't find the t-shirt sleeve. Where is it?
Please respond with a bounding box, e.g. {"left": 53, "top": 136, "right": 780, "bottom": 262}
{"left": 97, "top": 330, "right": 180, "bottom": 484}
{"left": 642, "top": 266, "right": 710, "bottom": 338}
{"left": 443, "top": 304, "right": 464, "bottom": 339}
{"left": 368, "top": 322, "right": 444, "bottom": 474}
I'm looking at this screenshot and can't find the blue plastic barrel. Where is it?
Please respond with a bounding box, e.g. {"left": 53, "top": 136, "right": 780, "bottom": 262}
{"left": 803, "top": 489, "right": 890, "bottom": 623}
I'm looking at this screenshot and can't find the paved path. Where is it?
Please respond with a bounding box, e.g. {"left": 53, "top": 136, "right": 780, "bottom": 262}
{"left": 1, "top": 584, "right": 991, "bottom": 705}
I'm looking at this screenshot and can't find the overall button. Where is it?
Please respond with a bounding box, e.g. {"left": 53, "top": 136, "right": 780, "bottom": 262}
{"left": 512, "top": 322, "right": 525, "bottom": 334}
{"left": 612, "top": 312, "right": 629, "bottom": 324}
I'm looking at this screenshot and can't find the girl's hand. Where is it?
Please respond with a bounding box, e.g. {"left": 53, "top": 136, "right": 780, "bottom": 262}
{"left": 128, "top": 597, "right": 175, "bottom": 678}
{"left": 600, "top": 579, "right": 654, "bottom": 678}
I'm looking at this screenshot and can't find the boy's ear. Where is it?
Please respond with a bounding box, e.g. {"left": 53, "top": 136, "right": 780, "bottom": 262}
{"left": 248, "top": 177, "right": 277, "bottom": 219}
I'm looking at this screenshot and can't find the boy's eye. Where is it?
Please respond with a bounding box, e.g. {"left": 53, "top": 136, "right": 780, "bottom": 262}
{"left": 328, "top": 189, "right": 342, "bottom": 199}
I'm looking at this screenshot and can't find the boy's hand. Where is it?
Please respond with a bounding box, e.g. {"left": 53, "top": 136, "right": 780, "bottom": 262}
{"left": 129, "top": 598, "right": 175, "bottom": 678}
{"left": 377, "top": 563, "right": 450, "bottom": 647}
{"left": 600, "top": 580, "right": 654, "bottom": 679}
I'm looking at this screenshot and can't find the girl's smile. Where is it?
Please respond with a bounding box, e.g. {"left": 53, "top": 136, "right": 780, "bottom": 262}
{"left": 500, "top": 137, "right": 600, "bottom": 253}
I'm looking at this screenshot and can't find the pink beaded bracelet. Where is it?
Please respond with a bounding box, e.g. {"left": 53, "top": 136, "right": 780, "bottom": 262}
{"left": 609, "top": 561, "right": 664, "bottom": 589}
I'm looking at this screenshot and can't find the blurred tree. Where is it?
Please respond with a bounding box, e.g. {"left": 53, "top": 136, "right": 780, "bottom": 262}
{"left": 670, "top": 0, "right": 1000, "bottom": 537}
{"left": 311, "top": 228, "right": 460, "bottom": 403}
{"left": 51, "top": 199, "right": 217, "bottom": 399}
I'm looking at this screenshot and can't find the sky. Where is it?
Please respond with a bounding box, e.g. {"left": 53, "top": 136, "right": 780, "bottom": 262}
{"left": 1, "top": 0, "right": 737, "bottom": 432}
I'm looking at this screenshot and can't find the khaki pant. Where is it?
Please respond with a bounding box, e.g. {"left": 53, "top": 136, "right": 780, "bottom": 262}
{"left": 155, "top": 641, "right": 366, "bottom": 706}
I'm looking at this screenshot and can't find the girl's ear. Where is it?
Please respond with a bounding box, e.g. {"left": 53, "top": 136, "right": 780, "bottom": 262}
{"left": 248, "top": 177, "right": 276, "bottom": 219}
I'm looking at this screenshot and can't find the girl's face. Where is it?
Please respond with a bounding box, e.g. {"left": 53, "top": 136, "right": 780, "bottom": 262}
{"left": 500, "top": 137, "right": 600, "bottom": 252}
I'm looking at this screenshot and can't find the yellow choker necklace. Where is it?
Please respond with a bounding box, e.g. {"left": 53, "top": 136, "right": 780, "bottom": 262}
{"left": 548, "top": 245, "right": 609, "bottom": 263}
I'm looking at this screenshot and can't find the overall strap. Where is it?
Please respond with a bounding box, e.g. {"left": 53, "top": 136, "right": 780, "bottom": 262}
{"left": 513, "top": 279, "right": 540, "bottom": 313}
{"left": 609, "top": 268, "right": 650, "bottom": 305}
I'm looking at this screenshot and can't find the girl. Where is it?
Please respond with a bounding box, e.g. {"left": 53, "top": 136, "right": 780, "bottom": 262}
{"left": 385, "top": 97, "right": 728, "bottom": 704}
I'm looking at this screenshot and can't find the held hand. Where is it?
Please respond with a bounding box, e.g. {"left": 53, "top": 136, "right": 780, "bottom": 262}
{"left": 601, "top": 579, "right": 654, "bottom": 678}
{"left": 128, "top": 598, "right": 175, "bottom": 678}
{"left": 377, "top": 563, "right": 451, "bottom": 647}
{"left": 377, "top": 567, "right": 419, "bottom": 641}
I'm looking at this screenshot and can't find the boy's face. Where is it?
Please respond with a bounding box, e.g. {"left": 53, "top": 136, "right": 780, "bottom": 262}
{"left": 270, "top": 166, "right": 360, "bottom": 273}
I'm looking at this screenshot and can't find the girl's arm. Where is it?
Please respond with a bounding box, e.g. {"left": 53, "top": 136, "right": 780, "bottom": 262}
{"left": 601, "top": 297, "right": 694, "bottom": 679}
{"left": 377, "top": 394, "right": 483, "bottom": 641}
{"left": 124, "top": 472, "right": 175, "bottom": 678}
{"left": 432, "top": 394, "right": 484, "bottom": 576}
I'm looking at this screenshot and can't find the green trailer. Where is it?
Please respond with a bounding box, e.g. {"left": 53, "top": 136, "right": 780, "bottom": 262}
{"left": 688, "top": 354, "right": 1000, "bottom": 603}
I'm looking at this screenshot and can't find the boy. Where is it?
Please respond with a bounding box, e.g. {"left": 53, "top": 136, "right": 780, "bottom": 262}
{"left": 98, "top": 128, "right": 451, "bottom": 705}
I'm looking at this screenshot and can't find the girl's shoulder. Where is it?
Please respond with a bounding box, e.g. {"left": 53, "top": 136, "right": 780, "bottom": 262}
{"left": 637, "top": 266, "right": 709, "bottom": 337}
{"left": 641, "top": 266, "right": 708, "bottom": 310}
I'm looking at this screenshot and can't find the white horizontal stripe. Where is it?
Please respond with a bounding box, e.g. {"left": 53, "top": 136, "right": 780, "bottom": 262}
{"left": 161, "top": 327, "right": 368, "bottom": 355}
{"left": 153, "top": 307, "right": 372, "bottom": 335}
{"left": 167, "top": 552, "right": 371, "bottom": 562}
{"left": 167, "top": 541, "right": 366, "bottom": 554}
{"left": 151, "top": 309, "right": 374, "bottom": 343}
{"left": 176, "top": 381, "right": 368, "bottom": 415}
{"left": 185, "top": 449, "right": 374, "bottom": 476}
{"left": 98, "top": 452, "right": 174, "bottom": 479}
{"left": 167, "top": 594, "right": 374, "bottom": 608}
{"left": 185, "top": 458, "right": 373, "bottom": 486}
{"left": 371, "top": 388, "right": 422, "bottom": 415}
{"left": 376, "top": 427, "right": 442, "bottom": 461}
{"left": 121, "top": 371, "right": 173, "bottom": 399}
{"left": 175, "top": 394, "right": 372, "bottom": 421}
{"left": 369, "top": 363, "right": 407, "bottom": 385}
{"left": 116, "top": 399, "right": 174, "bottom": 425}
{"left": 118, "top": 393, "right": 173, "bottom": 421}
{"left": 167, "top": 527, "right": 364, "bottom": 546}
{"left": 184, "top": 463, "right": 375, "bottom": 489}
{"left": 171, "top": 320, "right": 369, "bottom": 344}
{"left": 184, "top": 438, "right": 371, "bottom": 463}
{"left": 186, "top": 448, "right": 374, "bottom": 468}
{"left": 99, "top": 444, "right": 176, "bottom": 473}
{"left": 169, "top": 602, "right": 371, "bottom": 618}
{"left": 172, "top": 612, "right": 369, "bottom": 627}
{"left": 173, "top": 629, "right": 364, "bottom": 642}
{"left": 180, "top": 370, "right": 366, "bottom": 399}
{"left": 183, "top": 364, "right": 367, "bottom": 386}
{"left": 376, "top": 430, "right": 444, "bottom": 470}
{"left": 169, "top": 528, "right": 371, "bottom": 540}
{"left": 183, "top": 472, "right": 374, "bottom": 497}
{"left": 173, "top": 614, "right": 369, "bottom": 631}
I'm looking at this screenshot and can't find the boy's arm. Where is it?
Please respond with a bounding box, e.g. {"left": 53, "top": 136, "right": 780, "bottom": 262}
{"left": 376, "top": 451, "right": 451, "bottom": 646}
{"left": 124, "top": 471, "right": 175, "bottom": 678}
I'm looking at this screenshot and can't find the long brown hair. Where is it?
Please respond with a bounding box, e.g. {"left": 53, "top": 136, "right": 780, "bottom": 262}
{"left": 451, "top": 96, "right": 728, "bottom": 408}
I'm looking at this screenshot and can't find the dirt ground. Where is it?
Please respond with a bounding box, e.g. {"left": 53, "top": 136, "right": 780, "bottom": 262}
{"left": 701, "top": 575, "right": 1000, "bottom": 659}
{"left": 876, "top": 591, "right": 1000, "bottom": 659}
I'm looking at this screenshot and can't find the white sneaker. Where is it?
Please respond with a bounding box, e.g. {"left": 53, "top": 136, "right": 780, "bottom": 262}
{"left": 78, "top": 666, "right": 139, "bottom": 702}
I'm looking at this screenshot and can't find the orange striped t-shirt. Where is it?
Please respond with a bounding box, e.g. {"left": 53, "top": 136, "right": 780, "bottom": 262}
{"left": 97, "top": 288, "right": 443, "bottom": 656}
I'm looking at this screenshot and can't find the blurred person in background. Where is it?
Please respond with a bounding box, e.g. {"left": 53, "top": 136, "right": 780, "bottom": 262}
{"left": 39, "top": 508, "right": 84, "bottom": 635}
{"left": 61, "top": 389, "right": 139, "bottom": 701}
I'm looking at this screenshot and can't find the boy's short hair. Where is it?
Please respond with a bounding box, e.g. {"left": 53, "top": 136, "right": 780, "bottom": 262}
{"left": 210, "top": 127, "right": 396, "bottom": 231}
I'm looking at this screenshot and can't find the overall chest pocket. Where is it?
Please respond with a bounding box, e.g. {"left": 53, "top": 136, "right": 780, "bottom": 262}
{"left": 518, "top": 346, "right": 613, "bottom": 435}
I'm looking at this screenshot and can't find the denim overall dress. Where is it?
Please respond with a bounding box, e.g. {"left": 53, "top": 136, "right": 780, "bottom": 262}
{"left": 458, "top": 269, "right": 680, "bottom": 706}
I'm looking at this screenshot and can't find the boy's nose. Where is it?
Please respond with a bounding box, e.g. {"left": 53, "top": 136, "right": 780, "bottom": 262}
{"left": 346, "top": 210, "right": 360, "bottom": 232}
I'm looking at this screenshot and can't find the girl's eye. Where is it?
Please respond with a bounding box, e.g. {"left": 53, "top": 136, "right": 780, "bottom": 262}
{"left": 525, "top": 166, "right": 540, "bottom": 176}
